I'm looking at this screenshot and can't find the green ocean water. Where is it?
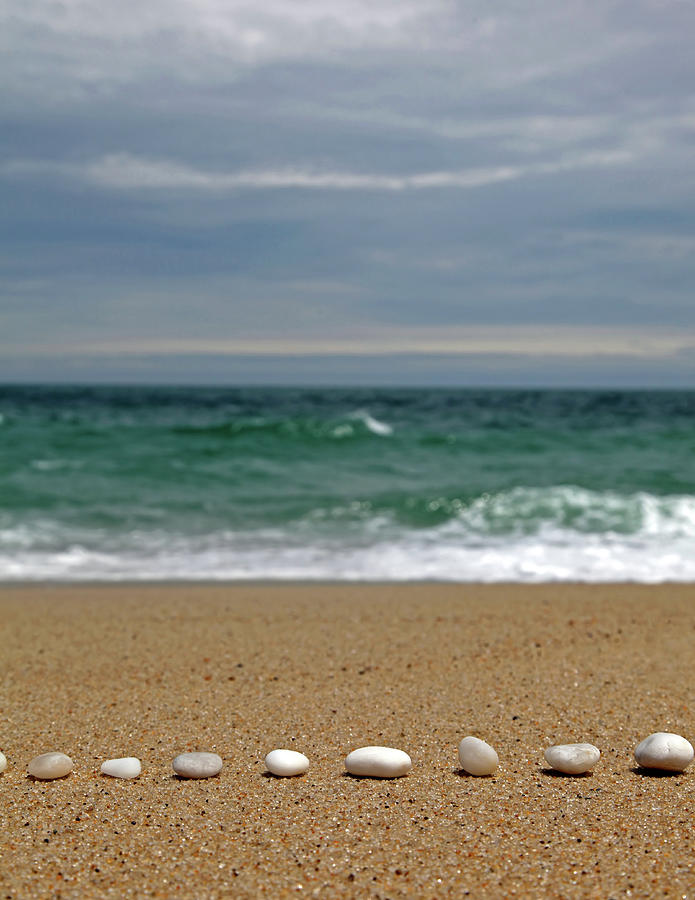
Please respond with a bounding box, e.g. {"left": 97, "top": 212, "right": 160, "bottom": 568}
{"left": 1, "top": 385, "right": 694, "bottom": 580}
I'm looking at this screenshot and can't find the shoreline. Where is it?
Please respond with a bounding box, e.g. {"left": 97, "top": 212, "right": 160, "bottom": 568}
{"left": 3, "top": 577, "right": 695, "bottom": 586}
{"left": 1, "top": 582, "right": 694, "bottom": 897}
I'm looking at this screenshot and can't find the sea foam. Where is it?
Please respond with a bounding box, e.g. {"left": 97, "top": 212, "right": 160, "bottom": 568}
{"left": 3, "top": 491, "right": 695, "bottom": 581}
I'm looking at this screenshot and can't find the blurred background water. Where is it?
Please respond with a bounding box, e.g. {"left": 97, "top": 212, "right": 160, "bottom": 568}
{"left": 1, "top": 385, "right": 694, "bottom": 581}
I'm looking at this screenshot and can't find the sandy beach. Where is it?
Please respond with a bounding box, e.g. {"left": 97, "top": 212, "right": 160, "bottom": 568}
{"left": 1, "top": 582, "right": 694, "bottom": 898}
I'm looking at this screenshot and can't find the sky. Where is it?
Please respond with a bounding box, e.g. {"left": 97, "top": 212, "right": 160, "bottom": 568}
{"left": 2, "top": 0, "right": 695, "bottom": 386}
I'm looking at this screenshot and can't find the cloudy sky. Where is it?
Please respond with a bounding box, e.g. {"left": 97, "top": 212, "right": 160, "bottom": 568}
{"left": 2, "top": 0, "right": 695, "bottom": 385}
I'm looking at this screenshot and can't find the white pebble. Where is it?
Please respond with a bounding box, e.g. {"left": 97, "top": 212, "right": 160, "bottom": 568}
{"left": 265, "top": 749, "right": 309, "bottom": 777}
{"left": 100, "top": 757, "right": 142, "bottom": 779}
{"left": 544, "top": 743, "right": 600, "bottom": 775}
{"left": 458, "top": 736, "right": 499, "bottom": 776}
{"left": 345, "top": 746, "right": 412, "bottom": 778}
{"left": 28, "top": 751, "right": 73, "bottom": 780}
{"left": 172, "top": 751, "right": 223, "bottom": 778}
{"left": 0, "top": 751, "right": 6, "bottom": 774}
{"left": 634, "top": 732, "right": 694, "bottom": 772}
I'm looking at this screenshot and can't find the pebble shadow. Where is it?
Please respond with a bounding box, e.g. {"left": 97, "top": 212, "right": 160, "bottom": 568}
{"left": 261, "top": 771, "right": 306, "bottom": 779}
{"left": 632, "top": 766, "right": 682, "bottom": 778}
{"left": 342, "top": 772, "right": 406, "bottom": 780}
{"left": 170, "top": 774, "right": 222, "bottom": 780}
{"left": 540, "top": 768, "right": 593, "bottom": 778}
{"left": 453, "top": 768, "right": 495, "bottom": 778}
{"left": 26, "top": 774, "right": 73, "bottom": 782}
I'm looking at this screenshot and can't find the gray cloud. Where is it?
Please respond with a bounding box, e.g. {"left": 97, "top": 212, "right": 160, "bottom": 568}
{"left": 2, "top": 0, "right": 695, "bottom": 384}
{"left": 2, "top": 146, "right": 636, "bottom": 192}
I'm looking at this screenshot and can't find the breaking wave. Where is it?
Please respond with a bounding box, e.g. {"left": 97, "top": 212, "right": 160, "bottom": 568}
{"left": 2, "top": 486, "right": 695, "bottom": 582}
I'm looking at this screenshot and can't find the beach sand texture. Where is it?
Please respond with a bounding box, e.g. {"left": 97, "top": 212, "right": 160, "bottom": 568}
{"left": 1, "top": 583, "right": 694, "bottom": 898}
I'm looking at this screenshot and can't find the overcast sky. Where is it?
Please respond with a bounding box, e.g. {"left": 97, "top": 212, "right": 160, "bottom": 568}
{"left": 2, "top": 0, "right": 695, "bottom": 386}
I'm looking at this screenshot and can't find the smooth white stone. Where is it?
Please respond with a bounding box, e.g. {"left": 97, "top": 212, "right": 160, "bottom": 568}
{"left": 172, "top": 751, "right": 223, "bottom": 778}
{"left": 634, "top": 732, "right": 694, "bottom": 772}
{"left": 345, "top": 746, "right": 412, "bottom": 778}
{"left": 100, "top": 757, "right": 142, "bottom": 779}
{"left": 458, "top": 736, "right": 499, "bottom": 776}
{"left": 0, "top": 751, "right": 6, "bottom": 774}
{"left": 28, "top": 752, "right": 73, "bottom": 780}
{"left": 265, "top": 749, "right": 309, "bottom": 777}
{"left": 544, "top": 743, "right": 600, "bottom": 774}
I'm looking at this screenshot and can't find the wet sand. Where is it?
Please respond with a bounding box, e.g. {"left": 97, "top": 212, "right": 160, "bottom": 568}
{"left": 1, "top": 582, "right": 694, "bottom": 898}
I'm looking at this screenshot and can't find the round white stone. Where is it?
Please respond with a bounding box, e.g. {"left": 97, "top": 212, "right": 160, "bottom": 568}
{"left": 172, "top": 751, "right": 223, "bottom": 778}
{"left": 0, "top": 751, "right": 6, "bottom": 774}
{"left": 265, "top": 749, "right": 309, "bottom": 777}
{"left": 345, "top": 746, "right": 412, "bottom": 778}
{"left": 458, "top": 736, "right": 499, "bottom": 776}
{"left": 28, "top": 751, "right": 73, "bottom": 780}
{"left": 544, "top": 743, "right": 600, "bottom": 774}
{"left": 634, "top": 732, "right": 694, "bottom": 772}
{"left": 100, "top": 757, "right": 142, "bottom": 779}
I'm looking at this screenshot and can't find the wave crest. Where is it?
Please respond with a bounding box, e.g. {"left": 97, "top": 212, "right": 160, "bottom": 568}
{"left": 455, "top": 486, "right": 695, "bottom": 538}
{"left": 172, "top": 409, "right": 394, "bottom": 442}
{"left": 3, "top": 486, "right": 695, "bottom": 581}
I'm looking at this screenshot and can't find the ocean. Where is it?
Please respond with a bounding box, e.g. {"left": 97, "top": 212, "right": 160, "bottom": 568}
{"left": 1, "top": 384, "right": 694, "bottom": 582}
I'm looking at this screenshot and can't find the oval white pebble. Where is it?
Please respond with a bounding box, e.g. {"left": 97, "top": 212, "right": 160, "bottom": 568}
{"left": 458, "top": 736, "right": 499, "bottom": 776}
{"left": 100, "top": 757, "right": 142, "bottom": 779}
{"left": 345, "top": 746, "right": 412, "bottom": 778}
{"left": 544, "top": 743, "right": 600, "bottom": 775}
{"left": 172, "top": 751, "right": 223, "bottom": 778}
{"left": 28, "top": 752, "right": 73, "bottom": 780}
{"left": 0, "top": 751, "right": 6, "bottom": 774}
{"left": 265, "top": 749, "right": 309, "bottom": 777}
{"left": 634, "top": 732, "right": 694, "bottom": 772}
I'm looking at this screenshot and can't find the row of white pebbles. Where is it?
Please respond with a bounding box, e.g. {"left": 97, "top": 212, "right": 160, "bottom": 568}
{"left": 2, "top": 732, "right": 693, "bottom": 781}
